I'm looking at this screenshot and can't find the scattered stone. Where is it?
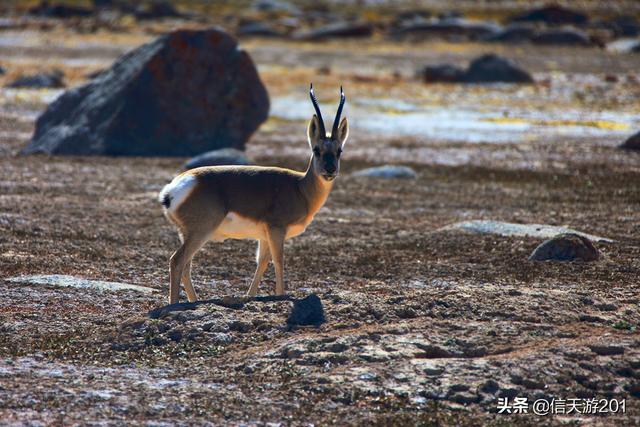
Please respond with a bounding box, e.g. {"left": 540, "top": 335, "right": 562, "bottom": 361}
{"left": 0, "top": 65, "right": 5, "bottom": 75}
{"left": 294, "top": 22, "right": 373, "bottom": 40}
{"left": 421, "top": 54, "right": 533, "bottom": 84}
{"left": 498, "top": 387, "right": 520, "bottom": 398}
{"left": 532, "top": 29, "right": 592, "bottom": 46}
{"left": 449, "top": 384, "right": 470, "bottom": 392}
{"left": 421, "top": 64, "right": 465, "bottom": 83}
{"left": 620, "top": 131, "right": 640, "bottom": 150}
{"left": 228, "top": 320, "right": 252, "bottom": 333}
{"left": 414, "top": 343, "right": 456, "bottom": 358}
{"left": 253, "top": 0, "right": 300, "bottom": 15}
{"left": 6, "top": 274, "right": 156, "bottom": 293}
{"left": 448, "top": 392, "right": 479, "bottom": 405}
{"left": 393, "top": 18, "right": 501, "bottom": 41}
{"left": 287, "top": 294, "right": 325, "bottom": 327}
{"left": 440, "top": 220, "right": 612, "bottom": 243}
{"left": 594, "top": 303, "right": 617, "bottom": 311}
{"left": 28, "top": 1, "right": 93, "bottom": 18}
{"left": 423, "top": 366, "right": 444, "bottom": 376}
{"left": 588, "top": 345, "right": 625, "bottom": 356}
{"left": 529, "top": 233, "right": 599, "bottom": 262}
{"left": 23, "top": 29, "right": 269, "bottom": 156}
{"left": 352, "top": 165, "right": 417, "bottom": 179}
{"left": 167, "top": 329, "right": 183, "bottom": 342}
{"left": 607, "top": 16, "right": 639, "bottom": 37}
{"left": 579, "top": 314, "right": 605, "bottom": 323}
{"left": 133, "top": 1, "right": 183, "bottom": 20}
{"left": 184, "top": 148, "right": 251, "bottom": 170}
{"left": 480, "top": 379, "right": 500, "bottom": 394}
{"left": 485, "top": 24, "right": 536, "bottom": 43}
{"left": 6, "top": 70, "right": 65, "bottom": 89}
{"left": 510, "top": 5, "right": 588, "bottom": 26}
{"left": 463, "top": 54, "right": 533, "bottom": 83}
{"left": 237, "top": 22, "right": 282, "bottom": 37}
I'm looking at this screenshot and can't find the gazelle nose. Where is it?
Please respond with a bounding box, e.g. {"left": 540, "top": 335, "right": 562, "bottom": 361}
{"left": 325, "top": 164, "right": 336, "bottom": 174}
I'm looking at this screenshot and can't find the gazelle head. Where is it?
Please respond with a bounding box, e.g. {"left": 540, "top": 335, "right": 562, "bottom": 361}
{"left": 308, "top": 84, "right": 349, "bottom": 182}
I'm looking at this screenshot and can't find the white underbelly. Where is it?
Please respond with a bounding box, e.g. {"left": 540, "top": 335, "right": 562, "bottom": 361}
{"left": 212, "top": 212, "right": 266, "bottom": 242}
{"left": 211, "top": 212, "right": 312, "bottom": 242}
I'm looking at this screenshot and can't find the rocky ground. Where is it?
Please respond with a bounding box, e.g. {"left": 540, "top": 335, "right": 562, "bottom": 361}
{"left": 1, "top": 3, "right": 640, "bottom": 426}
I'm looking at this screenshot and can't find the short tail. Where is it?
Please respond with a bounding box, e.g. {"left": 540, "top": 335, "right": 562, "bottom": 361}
{"left": 158, "top": 174, "right": 197, "bottom": 214}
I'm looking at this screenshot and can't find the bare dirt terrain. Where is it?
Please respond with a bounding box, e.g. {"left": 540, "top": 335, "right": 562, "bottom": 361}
{"left": 1, "top": 2, "right": 640, "bottom": 426}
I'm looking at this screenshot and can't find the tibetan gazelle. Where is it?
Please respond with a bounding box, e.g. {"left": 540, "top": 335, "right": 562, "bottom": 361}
{"left": 159, "top": 84, "right": 348, "bottom": 304}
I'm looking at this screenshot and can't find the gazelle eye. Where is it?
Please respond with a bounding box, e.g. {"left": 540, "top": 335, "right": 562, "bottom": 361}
{"left": 337, "top": 148, "right": 342, "bottom": 157}
{"left": 313, "top": 147, "right": 320, "bottom": 156}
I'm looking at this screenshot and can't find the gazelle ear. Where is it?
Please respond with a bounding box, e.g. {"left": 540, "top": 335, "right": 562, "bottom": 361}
{"left": 307, "top": 115, "right": 322, "bottom": 147}
{"left": 337, "top": 117, "right": 349, "bottom": 147}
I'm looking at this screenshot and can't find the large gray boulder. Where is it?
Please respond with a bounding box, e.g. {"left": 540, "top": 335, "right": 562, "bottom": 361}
{"left": 23, "top": 28, "right": 269, "bottom": 156}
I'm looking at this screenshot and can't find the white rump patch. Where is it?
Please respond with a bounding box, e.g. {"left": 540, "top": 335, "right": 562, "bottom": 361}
{"left": 158, "top": 174, "right": 197, "bottom": 214}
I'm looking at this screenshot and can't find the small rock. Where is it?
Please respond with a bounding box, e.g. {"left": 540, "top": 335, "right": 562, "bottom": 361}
{"left": 480, "top": 379, "right": 500, "bottom": 394}
{"left": 414, "top": 343, "right": 456, "bottom": 358}
{"left": 28, "top": 1, "right": 93, "bottom": 18}
{"left": 579, "top": 314, "right": 605, "bottom": 323}
{"left": 133, "top": 1, "right": 183, "bottom": 20}
{"left": 421, "top": 64, "right": 465, "bottom": 83}
{"left": 393, "top": 18, "right": 501, "bottom": 41}
{"left": 607, "top": 16, "right": 639, "bottom": 37}
{"left": 498, "top": 387, "right": 520, "bottom": 398}
{"left": 184, "top": 148, "right": 250, "bottom": 169}
{"left": 294, "top": 22, "right": 373, "bottom": 40}
{"left": 352, "top": 165, "right": 417, "bottom": 179}
{"left": 449, "top": 384, "right": 470, "bottom": 392}
{"left": 326, "top": 342, "right": 348, "bottom": 353}
{"left": 510, "top": 5, "right": 588, "bottom": 26}
{"left": 423, "top": 366, "right": 444, "bottom": 375}
{"left": 463, "top": 54, "right": 533, "bottom": 83}
{"left": 237, "top": 21, "right": 282, "bottom": 37}
{"left": 167, "top": 329, "right": 183, "bottom": 342}
{"left": 448, "top": 392, "right": 479, "bottom": 405}
{"left": 588, "top": 345, "right": 625, "bottom": 356}
{"left": 529, "top": 233, "right": 599, "bottom": 262}
{"left": 6, "top": 70, "right": 65, "bottom": 89}
{"left": 0, "top": 65, "right": 5, "bottom": 75}
{"left": 486, "top": 24, "right": 536, "bottom": 43}
{"left": 532, "top": 29, "right": 592, "bottom": 46}
{"left": 287, "top": 294, "right": 325, "bottom": 327}
{"left": 625, "top": 382, "right": 640, "bottom": 398}
{"left": 620, "top": 131, "right": 640, "bottom": 150}
{"left": 228, "top": 320, "right": 252, "bottom": 333}
{"left": 594, "top": 303, "right": 617, "bottom": 311}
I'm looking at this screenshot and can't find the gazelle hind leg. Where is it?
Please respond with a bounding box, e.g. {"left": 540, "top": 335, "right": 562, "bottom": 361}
{"left": 266, "top": 227, "right": 286, "bottom": 295}
{"left": 169, "top": 234, "right": 209, "bottom": 304}
{"left": 247, "top": 239, "right": 271, "bottom": 297}
{"left": 181, "top": 261, "right": 198, "bottom": 302}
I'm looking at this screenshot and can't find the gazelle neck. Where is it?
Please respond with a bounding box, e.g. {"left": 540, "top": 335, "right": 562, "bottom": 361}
{"left": 300, "top": 155, "right": 334, "bottom": 215}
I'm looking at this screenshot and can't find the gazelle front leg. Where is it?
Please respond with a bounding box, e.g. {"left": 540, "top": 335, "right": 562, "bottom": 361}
{"left": 266, "top": 226, "right": 286, "bottom": 295}
{"left": 246, "top": 239, "right": 271, "bottom": 297}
